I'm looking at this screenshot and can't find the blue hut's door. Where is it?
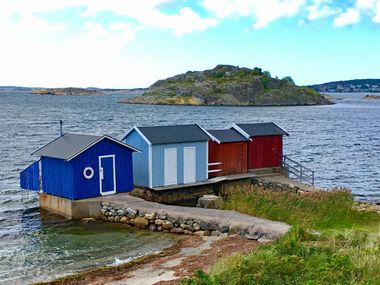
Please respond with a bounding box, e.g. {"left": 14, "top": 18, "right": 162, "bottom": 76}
{"left": 99, "top": 155, "right": 116, "bottom": 195}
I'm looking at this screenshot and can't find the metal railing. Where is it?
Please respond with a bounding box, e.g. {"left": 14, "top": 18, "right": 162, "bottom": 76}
{"left": 282, "top": 155, "right": 315, "bottom": 185}
{"left": 208, "top": 162, "right": 222, "bottom": 173}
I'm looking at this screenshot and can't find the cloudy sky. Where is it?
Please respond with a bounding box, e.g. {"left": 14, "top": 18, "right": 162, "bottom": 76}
{"left": 1, "top": 0, "right": 379, "bottom": 88}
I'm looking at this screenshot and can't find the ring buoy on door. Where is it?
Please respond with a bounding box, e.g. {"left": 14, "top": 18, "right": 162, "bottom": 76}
{"left": 83, "top": 167, "right": 94, "bottom": 179}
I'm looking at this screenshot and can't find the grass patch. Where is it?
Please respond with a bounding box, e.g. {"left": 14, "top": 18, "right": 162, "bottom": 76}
{"left": 183, "top": 186, "right": 380, "bottom": 284}
{"left": 183, "top": 227, "right": 380, "bottom": 284}
{"left": 220, "top": 186, "right": 380, "bottom": 230}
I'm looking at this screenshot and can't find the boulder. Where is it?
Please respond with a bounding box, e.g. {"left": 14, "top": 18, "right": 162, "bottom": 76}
{"left": 133, "top": 217, "right": 149, "bottom": 229}
{"left": 126, "top": 208, "right": 137, "bottom": 218}
{"left": 120, "top": 216, "right": 129, "bottom": 224}
{"left": 155, "top": 219, "right": 163, "bottom": 225}
{"left": 145, "top": 212, "right": 157, "bottom": 220}
{"left": 196, "top": 195, "right": 223, "bottom": 209}
{"left": 81, "top": 217, "right": 96, "bottom": 224}
{"left": 162, "top": 221, "right": 174, "bottom": 229}
{"left": 194, "top": 231, "right": 205, "bottom": 236}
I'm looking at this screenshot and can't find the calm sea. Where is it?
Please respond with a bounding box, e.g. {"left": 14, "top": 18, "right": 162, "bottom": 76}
{"left": 0, "top": 91, "right": 379, "bottom": 284}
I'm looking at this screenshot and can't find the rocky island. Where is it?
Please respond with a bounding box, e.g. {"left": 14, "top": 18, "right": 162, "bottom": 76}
{"left": 123, "top": 65, "right": 332, "bottom": 106}
{"left": 31, "top": 87, "right": 103, "bottom": 96}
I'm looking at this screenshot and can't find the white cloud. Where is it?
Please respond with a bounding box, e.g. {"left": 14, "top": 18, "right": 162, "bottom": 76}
{"left": 306, "top": 0, "right": 337, "bottom": 21}
{"left": 333, "top": 8, "right": 361, "bottom": 27}
{"left": 202, "top": 0, "right": 305, "bottom": 29}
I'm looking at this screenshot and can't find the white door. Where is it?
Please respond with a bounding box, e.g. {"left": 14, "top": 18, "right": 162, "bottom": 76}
{"left": 184, "top": 146, "right": 196, "bottom": 184}
{"left": 99, "top": 155, "right": 116, "bottom": 195}
{"left": 164, "top": 148, "right": 177, "bottom": 186}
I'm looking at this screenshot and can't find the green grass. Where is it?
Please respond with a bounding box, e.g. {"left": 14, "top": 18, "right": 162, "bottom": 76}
{"left": 182, "top": 186, "right": 380, "bottom": 284}
{"left": 183, "top": 227, "right": 380, "bottom": 285}
{"left": 220, "top": 186, "right": 380, "bottom": 230}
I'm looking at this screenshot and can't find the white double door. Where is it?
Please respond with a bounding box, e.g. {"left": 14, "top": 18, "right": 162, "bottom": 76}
{"left": 164, "top": 146, "right": 196, "bottom": 186}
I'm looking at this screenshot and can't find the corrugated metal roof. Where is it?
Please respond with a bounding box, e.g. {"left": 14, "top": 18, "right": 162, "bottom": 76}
{"left": 137, "top": 124, "right": 210, "bottom": 144}
{"left": 207, "top": 129, "right": 249, "bottom": 143}
{"left": 236, "top": 123, "right": 289, "bottom": 137}
{"left": 33, "top": 133, "right": 138, "bottom": 160}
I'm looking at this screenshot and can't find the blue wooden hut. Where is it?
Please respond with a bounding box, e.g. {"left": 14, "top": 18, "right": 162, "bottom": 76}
{"left": 20, "top": 133, "right": 139, "bottom": 199}
{"left": 122, "top": 124, "right": 210, "bottom": 188}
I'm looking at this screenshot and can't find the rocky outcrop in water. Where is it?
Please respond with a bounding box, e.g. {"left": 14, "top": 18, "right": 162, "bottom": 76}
{"left": 123, "top": 65, "right": 332, "bottom": 106}
{"left": 31, "top": 87, "right": 103, "bottom": 96}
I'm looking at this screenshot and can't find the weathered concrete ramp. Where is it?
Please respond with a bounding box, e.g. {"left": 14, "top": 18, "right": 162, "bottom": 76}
{"left": 102, "top": 194, "right": 290, "bottom": 241}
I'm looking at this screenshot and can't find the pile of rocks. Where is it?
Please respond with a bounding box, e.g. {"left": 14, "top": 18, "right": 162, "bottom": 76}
{"left": 100, "top": 202, "right": 226, "bottom": 236}
{"left": 252, "top": 178, "right": 301, "bottom": 193}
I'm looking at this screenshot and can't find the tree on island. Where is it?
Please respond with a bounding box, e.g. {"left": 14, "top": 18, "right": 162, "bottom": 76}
{"left": 282, "top": 76, "right": 295, "bottom": 84}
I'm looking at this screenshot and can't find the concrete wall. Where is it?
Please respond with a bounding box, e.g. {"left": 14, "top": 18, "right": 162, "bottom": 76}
{"left": 39, "top": 193, "right": 101, "bottom": 219}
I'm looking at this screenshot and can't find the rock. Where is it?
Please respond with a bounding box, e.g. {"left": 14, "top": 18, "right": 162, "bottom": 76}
{"left": 111, "top": 210, "right": 117, "bottom": 216}
{"left": 138, "top": 210, "right": 146, "bottom": 217}
{"left": 148, "top": 224, "right": 157, "bottom": 231}
{"left": 186, "top": 220, "right": 194, "bottom": 226}
{"left": 114, "top": 216, "right": 121, "bottom": 223}
{"left": 218, "top": 224, "right": 229, "bottom": 233}
{"left": 120, "top": 216, "right": 129, "bottom": 224}
{"left": 158, "top": 214, "right": 167, "bottom": 220}
{"left": 130, "top": 219, "right": 134, "bottom": 225}
{"left": 162, "top": 221, "right": 174, "bottom": 229}
{"left": 100, "top": 208, "right": 106, "bottom": 215}
{"left": 155, "top": 219, "right": 163, "bottom": 225}
{"left": 81, "top": 217, "right": 96, "bottom": 224}
{"left": 117, "top": 209, "right": 125, "bottom": 216}
{"left": 196, "top": 195, "right": 223, "bottom": 209}
{"left": 170, "top": 227, "right": 184, "bottom": 234}
{"left": 211, "top": 230, "right": 221, "bottom": 236}
{"left": 199, "top": 220, "right": 218, "bottom": 231}
{"left": 258, "top": 238, "right": 272, "bottom": 243}
{"left": 126, "top": 208, "right": 137, "bottom": 218}
{"left": 157, "top": 226, "right": 163, "bottom": 231}
{"left": 229, "top": 223, "right": 248, "bottom": 236}
{"left": 194, "top": 231, "right": 205, "bottom": 236}
{"left": 183, "top": 230, "right": 193, "bottom": 235}
{"left": 193, "top": 223, "right": 200, "bottom": 231}
{"left": 145, "top": 212, "right": 157, "bottom": 220}
{"left": 180, "top": 223, "right": 187, "bottom": 229}
{"left": 133, "top": 217, "right": 149, "bottom": 229}
{"left": 108, "top": 216, "right": 115, "bottom": 222}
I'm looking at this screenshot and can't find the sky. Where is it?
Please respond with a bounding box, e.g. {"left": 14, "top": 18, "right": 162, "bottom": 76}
{"left": 0, "top": 0, "right": 380, "bottom": 88}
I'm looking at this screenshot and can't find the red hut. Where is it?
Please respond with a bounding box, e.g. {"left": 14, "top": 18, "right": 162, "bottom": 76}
{"left": 207, "top": 129, "right": 249, "bottom": 177}
{"left": 231, "top": 123, "right": 289, "bottom": 170}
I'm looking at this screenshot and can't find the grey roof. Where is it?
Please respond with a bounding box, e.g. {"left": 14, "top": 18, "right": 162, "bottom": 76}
{"left": 207, "top": 129, "right": 249, "bottom": 143}
{"left": 33, "top": 133, "right": 138, "bottom": 160}
{"left": 137, "top": 124, "right": 210, "bottom": 144}
{"left": 236, "top": 123, "right": 289, "bottom": 137}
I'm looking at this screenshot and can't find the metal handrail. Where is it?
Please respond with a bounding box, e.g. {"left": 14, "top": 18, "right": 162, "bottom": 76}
{"left": 282, "top": 155, "right": 315, "bottom": 185}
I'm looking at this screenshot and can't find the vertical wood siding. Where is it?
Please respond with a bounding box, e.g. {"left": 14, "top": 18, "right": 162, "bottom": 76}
{"left": 248, "top": 135, "right": 283, "bottom": 169}
{"left": 41, "top": 156, "right": 74, "bottom": 198}
{"left": 72, "top": 139, "right": 134, "bottom": 199}
{"left": 152, "top": 141, "right": 207, "bottom": 187}
{"left": 20, "top": 161, "right": 40, "bottom": 191}
{"left": 208, "top": 141, "right": 248, "bottom": 177}
{"left": 123, "top": 130, "right": 150, "bottom": 187}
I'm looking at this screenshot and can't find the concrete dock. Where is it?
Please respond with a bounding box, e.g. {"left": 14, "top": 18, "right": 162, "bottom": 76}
{"left": 100, "top": 194, "right": 290, "bottom": 241}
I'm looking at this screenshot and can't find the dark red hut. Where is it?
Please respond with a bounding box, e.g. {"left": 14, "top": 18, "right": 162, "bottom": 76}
{"left": 207, "top": 129, "right": 249, "bottom": 177}
{"left": 231, "top": 123, "right": 289, "bottom": 170}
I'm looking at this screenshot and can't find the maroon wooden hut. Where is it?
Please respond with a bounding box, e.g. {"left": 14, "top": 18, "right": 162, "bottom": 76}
{"left": 206, "top": 129, "right": 249, "bottom": 177}
{"left": 231, "top": 123, "right": 289, "bottom": 170}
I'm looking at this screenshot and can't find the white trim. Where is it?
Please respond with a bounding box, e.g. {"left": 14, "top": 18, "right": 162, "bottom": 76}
{"left": 205, "top": 141, "right": 209, "bottom": 179}
{"left": 148, "top": 144, "right": 153, "bottom": 188}
{"left": 99, "top": 154, "right": 116, "bottom": 196}
{"left": 195, "top": 123, "right": 221, "bottom": 144}
{"left": 123, "top": 126, "right": 152, "bottom": 145}
{"left": 66, "top": 135, "right": 140, "bottom": 161}
{"left": 230, "top": 123, "right": 252, "bottom": 141}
